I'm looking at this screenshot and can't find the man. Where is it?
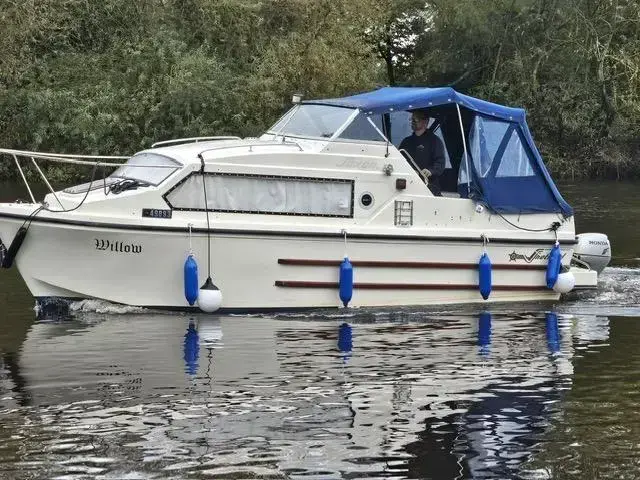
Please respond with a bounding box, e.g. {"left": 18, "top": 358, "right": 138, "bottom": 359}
{"left": 399, "top": 110, "right": 446, "bottom": 196}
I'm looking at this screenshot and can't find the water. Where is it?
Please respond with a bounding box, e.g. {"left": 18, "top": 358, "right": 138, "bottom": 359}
{"left": 0, "top": 181, "right": 639, "bottom": 479}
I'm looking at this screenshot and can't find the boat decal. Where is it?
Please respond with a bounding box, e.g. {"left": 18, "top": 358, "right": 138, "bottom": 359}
{"left": 95, "top": 239, "right": 142, "bottom": 254}
{"left": 336, "top": 158, "right": 378, "bottom": 169}
{"left": 508, "top": 248, "right": 567, "bottom": 263}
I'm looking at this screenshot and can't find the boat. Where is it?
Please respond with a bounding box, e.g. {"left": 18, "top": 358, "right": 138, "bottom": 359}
{"left": 0, "top": 87, "right": 611, "bottom": 312}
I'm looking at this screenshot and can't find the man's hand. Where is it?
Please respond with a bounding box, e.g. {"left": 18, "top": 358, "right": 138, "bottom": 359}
{"left": 420, "top": 168, "right": 432, "bottom": 179}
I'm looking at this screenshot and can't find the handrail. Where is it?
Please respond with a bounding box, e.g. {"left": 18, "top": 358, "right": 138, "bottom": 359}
{"left": 0, "top": 148, "right": 129, "bottom": 160}
{"left": 198, "top": 140, "right": 304, "bottom": 158}
{"left": 0, "top": 148, "right": 174, "bottom": 207}
{"left": 0, "top": 148, "right": 129, "bottom": 167}
{"left": 399, "top": 148, "right": 430, "bottom": 184}
{"left": 151, "top": 136, "right": 241, "bottom": 148}
{"left": 0, "top": 149, "right": 175, "bottom": 168}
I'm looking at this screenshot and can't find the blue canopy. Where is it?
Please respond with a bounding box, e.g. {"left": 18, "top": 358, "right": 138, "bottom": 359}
{"left": 306, "top": 87, "right": 573, "bottom": 217}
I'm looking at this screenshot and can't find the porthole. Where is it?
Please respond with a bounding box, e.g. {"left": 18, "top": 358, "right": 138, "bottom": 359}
{"left": 360, "top": 192, "right": 374, "bottom": 209}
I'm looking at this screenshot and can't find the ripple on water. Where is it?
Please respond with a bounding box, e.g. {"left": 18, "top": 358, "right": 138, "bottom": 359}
{"left": 562, "top": 267, "right": 640, "bottom": 316}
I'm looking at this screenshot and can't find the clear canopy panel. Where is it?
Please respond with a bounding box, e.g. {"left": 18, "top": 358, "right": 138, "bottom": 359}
{"left": 460, "top": 114, "right": 560, "bottom": 214}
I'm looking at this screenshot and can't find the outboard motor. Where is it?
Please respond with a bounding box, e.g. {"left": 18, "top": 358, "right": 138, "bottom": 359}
{"left": 573, "top": 233, "right": 611, "bottom": 274}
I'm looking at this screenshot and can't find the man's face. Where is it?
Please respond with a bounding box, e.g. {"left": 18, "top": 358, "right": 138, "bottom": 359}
{"left": 411, "top": 114, "right": 427, "bottom": 132}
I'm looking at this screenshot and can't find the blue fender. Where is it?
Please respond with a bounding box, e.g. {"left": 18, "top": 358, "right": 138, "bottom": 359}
{"left": 184, "top": 254, "right": 199, "bottom": 306}
{"left": 546, "top": 243, "right": 562, "bottom": 289}
{"left": 339, "top": 257, "right": 353, "bottom": 307}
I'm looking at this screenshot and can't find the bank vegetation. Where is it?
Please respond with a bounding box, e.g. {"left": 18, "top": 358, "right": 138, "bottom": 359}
{"left": 2, "top": 0, "right": 640, "bottom": 181}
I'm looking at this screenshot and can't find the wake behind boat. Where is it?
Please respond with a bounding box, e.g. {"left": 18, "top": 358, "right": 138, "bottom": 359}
{"left": 0, "top": 87, "right": 611, "bottom": 312}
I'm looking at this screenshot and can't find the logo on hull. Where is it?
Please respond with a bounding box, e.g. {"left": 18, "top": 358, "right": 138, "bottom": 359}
{"left": 95, "top": 239, "right": 142, "bottom": 254}
{"left": 509, "top": 248, "right": 566, "bottom": 263}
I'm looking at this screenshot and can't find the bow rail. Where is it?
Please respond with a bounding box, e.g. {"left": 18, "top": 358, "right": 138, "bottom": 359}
{"left": 0, "top": 148, "right": 133, "bottom": 204}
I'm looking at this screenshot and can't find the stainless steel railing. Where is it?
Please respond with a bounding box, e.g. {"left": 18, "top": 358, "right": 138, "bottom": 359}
{"left": 0, "top": 148, "right": 130, "bottom": 204}
{"left": 151, "top": 136, "right": 241, "bottom": 148}
{"left": 197, "top": 140, "right": 303, "bottom": 159}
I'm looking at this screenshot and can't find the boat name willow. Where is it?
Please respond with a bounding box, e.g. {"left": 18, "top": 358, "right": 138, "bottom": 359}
{"left": 95, "top": 239, "right": 142, "bottom": 254}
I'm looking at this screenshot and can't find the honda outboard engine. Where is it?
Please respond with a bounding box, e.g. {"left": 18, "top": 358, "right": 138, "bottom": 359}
{"left": 573, "top": 233, "right": 611, "bottom": 274}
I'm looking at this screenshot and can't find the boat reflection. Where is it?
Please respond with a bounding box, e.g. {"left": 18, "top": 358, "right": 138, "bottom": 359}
{"left": 0, "top": 310, "right": 612, "bottom": 478}
{"left": 183, "top": 321, "right": 199, "bottom": 376}
{"left": 337, "top": 322, "right": 352, "bottom": 363}
{"left": 478, "top": 311, "right": 492, "bottom": 356}
{"left": 546, "top": 312, "right": 561, "bottom": 353}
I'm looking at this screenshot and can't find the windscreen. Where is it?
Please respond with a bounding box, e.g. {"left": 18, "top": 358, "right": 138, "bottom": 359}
{"left": 109, "top": 153, "right": 180, "bottom": 186}
{"left": 267, "top": 105, "right": 355, "bottom": 139}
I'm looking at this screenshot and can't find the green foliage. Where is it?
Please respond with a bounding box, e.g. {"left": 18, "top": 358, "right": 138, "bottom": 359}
{"left": 2, "top": 0, "right": 640, "bottom": 182}
{"left": 404, "top": 0, "right": 640, "bottom": 178}
{"left": 0, "top": 0, "right": 378, "bottom": 181}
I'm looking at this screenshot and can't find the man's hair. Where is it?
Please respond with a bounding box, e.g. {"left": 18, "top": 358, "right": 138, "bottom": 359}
{"left": 411, "top": 109, "right": 429, "bottom": 121}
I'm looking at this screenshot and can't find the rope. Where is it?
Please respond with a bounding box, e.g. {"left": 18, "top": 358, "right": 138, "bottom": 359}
{"left": 199, "top": 155, "right": 212, "bottom": 277}
{"left": 490, "top": 206, "right": 563, "bottom": 234}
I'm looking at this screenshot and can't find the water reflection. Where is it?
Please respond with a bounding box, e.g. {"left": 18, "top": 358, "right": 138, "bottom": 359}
{"left": 478, "top": 311, "right": 492, "bottom": 356}
{"left": 546, "top": 312, "right": 561, "bottom": 354}
{"left": 183, "top": 321, "right": 199, "bottom": 376}
{"left": 337, "top": 322, "right": 352, "bottom": 363}
{"left": 0, "top": 311, "right": 616, "bottom": 479}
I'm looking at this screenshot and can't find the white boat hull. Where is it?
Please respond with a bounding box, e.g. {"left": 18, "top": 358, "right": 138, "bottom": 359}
{"left": 0, "top": 213, "right": 565, "bottom": 310}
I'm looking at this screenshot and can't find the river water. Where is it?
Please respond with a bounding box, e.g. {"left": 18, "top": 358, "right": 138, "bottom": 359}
{"left": 0, "top": 181, "right": 638, "bottom": 479}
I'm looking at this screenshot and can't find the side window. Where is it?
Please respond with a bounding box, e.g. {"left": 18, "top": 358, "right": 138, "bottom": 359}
{"left": 165, "top": 174, "right": 354, "bottom": 217}
{"left": 338, "top": 114, "right": 386, "bottom": 142}
{"left": 389, "top": 111, "right": 412, "bottom": 146}
{"left": 433, "top": 126, "right": 452, "bottom": 169}
{"left": 469, "top": 116, "right": 510, "bottom": 177}
{"left": 495, "top": 129, "right": 535, "bottom": 177}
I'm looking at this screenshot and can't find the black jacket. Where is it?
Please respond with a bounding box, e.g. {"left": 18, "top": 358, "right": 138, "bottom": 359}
{"left": 399, "top": 131, "right": 446, "bottom": 195}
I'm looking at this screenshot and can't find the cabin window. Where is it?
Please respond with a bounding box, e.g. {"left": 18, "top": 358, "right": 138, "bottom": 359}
{"left": 62, "top": 153, "right": 180, "bottom": 194}
{"left": 165, "top": 173, "right": 354, "bottom": 217}
{"left": 110, "top": 153, "right": 180, "bottom": 186}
